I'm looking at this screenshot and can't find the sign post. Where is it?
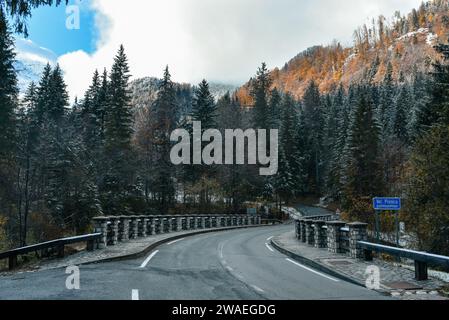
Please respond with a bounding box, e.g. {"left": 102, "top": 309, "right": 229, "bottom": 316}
{"left": 373, "top": 198, "right": 402, "bottom": 246}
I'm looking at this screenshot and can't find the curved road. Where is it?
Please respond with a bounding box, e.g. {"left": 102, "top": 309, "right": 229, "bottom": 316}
{"left": 0, "top": 225, "right": 387, "bottom": 300}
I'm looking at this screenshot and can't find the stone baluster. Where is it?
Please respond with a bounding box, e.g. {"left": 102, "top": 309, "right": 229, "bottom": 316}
{"left": 305, "top": 220, "right": 315, "bottom": 246}
{"left": 295, "top": 219, "right": 301, "bottom": 240}
{"left": 138, "top": 216, "right": 147, "bottom": 237}
{"left": 130, "top": 217, "right": 139, "bottom": 239}
{"left": 109, "top": 217, "right": 120, "bottom": 245}
{"left": 326, "top": 221, "right": 346, "bottom": 254}
{"left": 300, "top": 220, "right": 307, "bottom": 243}
{"left": 118, "top": 216, "right": 129, "bottom": 242}
{"left": 93, "top": 217, "right": 109, "bottom": 249}
{"left": 146, "top": 217, "right": 154, "bottom": 236}
{"left": 154, "top": 217, "right": 161, "bottom": 234}
{"left": 348, "top": 222, "right": 368, "bottom": 259}
{"left": 313, "top": 221, "right": 327, "bottom": 248}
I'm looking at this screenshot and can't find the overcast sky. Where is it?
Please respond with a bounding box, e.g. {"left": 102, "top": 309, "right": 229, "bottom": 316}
{"left": 48, "top": 0, "right": 425, "bottom": 99}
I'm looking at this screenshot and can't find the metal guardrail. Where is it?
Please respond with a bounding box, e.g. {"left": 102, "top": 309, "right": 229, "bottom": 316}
{"left": 0, "top": 233, "right": 102, "bottom": 271}
{"left": 358, "top": 241, "right": 449, "bottom": 280}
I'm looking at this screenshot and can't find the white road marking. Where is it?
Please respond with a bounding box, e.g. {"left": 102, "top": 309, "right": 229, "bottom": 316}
{"left": 167, "top": 238, "right": 185, "bottom": 246}
{"left": 140, "top": 250, "right": 159, "bottom": 268}
{"left": 251, "top": 285, "right": 265, "bottom": 293}
{"left": 265, "top": 243, "right": 275, "bottom": 252}
{"left": 132, "top": 289, "right": 139, "bottom": 300}
{"left": 226, "top": 266, "right": 234, "bottom": 272}
{"left": 267, "top": 236, "right": 273, "bottom": 241}
{"left": 286, "top": 259, "right": 340, "bottom": 282}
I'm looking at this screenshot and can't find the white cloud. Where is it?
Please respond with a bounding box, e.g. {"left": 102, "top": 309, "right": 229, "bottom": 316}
{"left": 58, "top": 0, "right": 423, "bottom": 101}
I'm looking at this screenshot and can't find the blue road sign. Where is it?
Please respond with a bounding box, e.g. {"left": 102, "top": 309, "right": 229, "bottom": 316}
{"left": 373, "top": 198, "right": 401, "bottom": 211}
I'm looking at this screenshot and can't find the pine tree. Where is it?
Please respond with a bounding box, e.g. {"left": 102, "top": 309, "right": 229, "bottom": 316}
{"left": 416, "top": 43, "right": 449, "bottom": 132}
{"left": 1, "top": 0, "right": 68, "bottom": 35}
{"left": 274, "top": 94, "right": 303, "bottom": 199}
{"left": 191, "top": 79, "right": 217, "bottom": 130}
{"left": 101, "top": 45, "right": 138, "bottom": 216}
{"left": 302, "top": 81, "right": 324, "bottom": 194}
{"left": 378, "top": 62, "right": 395, "bottom": 141}
{"left": 151, "top": 66, "right": 178, "bottom": 214}
{"left": 406, "top": 125, "right": 449, "bottom": 255}
{"left": 344, "top": 89, "right": 383, "bottom": 218}
{"left": 0, "top": 8, "right": 18, "bottom": 159}
{"left": 251, "top": 62, "right": 273, "bottom": 130}
{"left": 394, "top": 85, "right": 410, "bottom": 144}
{"left": 269, "top": 88, "right": 282, "bottom": 129}
{"left": 105, "top": 45, "right": 133, "bottom": 151}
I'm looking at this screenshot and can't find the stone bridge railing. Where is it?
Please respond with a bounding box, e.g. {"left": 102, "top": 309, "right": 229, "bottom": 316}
{"left": 295, "top": 218, "right": 368, "bottom": 259}
{"left": 93, "top": 214, "right": 262, "bottom": 248}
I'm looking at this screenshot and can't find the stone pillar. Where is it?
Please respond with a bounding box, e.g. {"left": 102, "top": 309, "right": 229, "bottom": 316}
{"left": 205, "top": 216, "right": 211, "bottom": 229}
{"left": 153, "top": 217, "right": 161, "bottom": 234}
{"left": 200, "top": 216, "right": 206, "bottom": 229}
{"left": 300, "top": 220, "right": 306, "bottom": 243}
{"left": 313, "top": 221, "right": 327, "bottom": 248}
{"left": 243, "top": 216, "right": 248, "bottom": 226}
{"left": 226, "top": 216, "right": 232, "bottom": 227}
{"left": 326, "top": 221, "right": 346, "bottom": 254}
{"left": 182, "top": 217, "right": 188, "bottom": 230}
{"left": 193, "top": 216, "right": 198, "bottom": 229}
{"left": 119, "top": 216, "right": 129, "bottom": 242}
{"left": 348, "top": 222, "right": 368, "bottom": 259}
{"left": 146, "top": 217, "right": 154, "bottom": 236}
{"left": 93, "top": 217, "right": 109, "bottom": 249}
{"left": 109, "top": 217, "right": 120, "bottom": 245}
{"left": 305, "top": 220, "right": 315, "bottom": 246}
{"left": 130, "top": 217, "right": 139, "bottom": 239}
{"left": 295, "top": 220, "right": 301, "bottom": 240}
{"left": 138, "top": 216, "right": 147, "bottom": 237}
{"left": 176, "top": 216, "right": 183, "bottom": 232}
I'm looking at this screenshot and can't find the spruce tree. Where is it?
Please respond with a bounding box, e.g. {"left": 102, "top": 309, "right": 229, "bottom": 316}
{"left": 251, "top": 62, "right": 273, "bottom": 130}
{"left": 151, "top": 66, "right": 178, "bottom": 214}
{"left": 302, "top": 81, "right": 324, "bottom": 194}
{"left": 101, "top": 45, "right": 136, "bottom": 216}
{"left": 190, "top": 79, "right": 217, "bottom": 130}
{"left": 0, "top": 8, "right": 18, "bottom": 159}
{"left": 344, "top": 89, "right": 383, "bottom": 218}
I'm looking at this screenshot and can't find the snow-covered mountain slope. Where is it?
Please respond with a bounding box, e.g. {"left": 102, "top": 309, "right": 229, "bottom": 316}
{"left": 14, "top": 38, "right": 57, "bottom": 94}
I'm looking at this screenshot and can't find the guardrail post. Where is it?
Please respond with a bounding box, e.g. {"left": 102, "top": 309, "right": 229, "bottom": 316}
{"left": 9, "top": 255, "right": 18, "bottom": 270}
{"left": 93, "top": 217, "right": 109, "bottom": 248}
{"left": 415, "top": 261, "right": 428, "bottom": 281}
{"left": 313, "top": 221, "right": 327, "bottom": 248}
{"left": 326, "top": 221, "right": 346, "bottom": 254}
{"left": 348, "top": 222, "right": 368, "bottom": 259}
{"left": 305, "top": 220, "right": 315, "bottom": 246}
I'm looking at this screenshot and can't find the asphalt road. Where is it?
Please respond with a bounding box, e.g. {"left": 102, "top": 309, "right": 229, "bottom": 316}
{"left": 0, "top": 225, "right": 387, "bottom": 300}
